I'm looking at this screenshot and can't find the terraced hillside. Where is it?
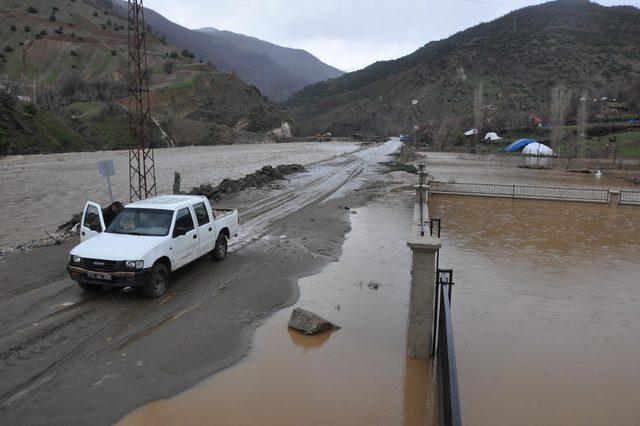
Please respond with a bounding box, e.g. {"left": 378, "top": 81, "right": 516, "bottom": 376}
{"left": 0, "top": 0, "right": 290, "bottom": 154}
{"left": 287, "top": 0, "right": 640, "bottom": 137}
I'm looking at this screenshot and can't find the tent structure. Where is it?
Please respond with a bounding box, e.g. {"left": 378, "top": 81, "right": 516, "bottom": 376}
{"left": 522, "top": 142, "right": 553, "bottom": 156}
{"left": 502, "top": 138, "right": 537, "bottom": 152}
{"left": 484, "top": 132, "right": 502, "bottom": 141}
{"left": 522, "top": 142, "right": 554, "bottom": 168}
{"left": 464, "top": 128, "right": 478, "bottom": 136}
{"left": 628, "top": 118, "right": 639, "bottom": 124}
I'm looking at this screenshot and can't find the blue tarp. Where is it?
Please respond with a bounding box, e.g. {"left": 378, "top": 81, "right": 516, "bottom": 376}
{"left": 502, "top": 139, "right": 537, "bottom": 152}
{"left": 629, "top": 118, "right": 639, "bottom": 124}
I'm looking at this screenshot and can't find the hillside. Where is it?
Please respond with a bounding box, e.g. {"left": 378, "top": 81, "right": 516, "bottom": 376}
{"left": 286, "top": 0, "right": 640, "bottom": 136}
{"left": 131, "top": 6, "right": 343, "bottom": 102}
{"left": 0, "top": 0, "right": 290, "bottom": 155}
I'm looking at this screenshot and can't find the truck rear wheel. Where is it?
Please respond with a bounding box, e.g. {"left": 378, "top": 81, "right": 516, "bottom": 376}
{"left": 141, "top": 263, "right": 168, "bottom": 298}
{"left": 212, "top": 234, "right": 227, "bottom": 261}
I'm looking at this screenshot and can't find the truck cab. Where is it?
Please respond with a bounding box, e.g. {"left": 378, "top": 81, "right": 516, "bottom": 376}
{"left": 68, "top": 195, "right": 239, "bottom": 298}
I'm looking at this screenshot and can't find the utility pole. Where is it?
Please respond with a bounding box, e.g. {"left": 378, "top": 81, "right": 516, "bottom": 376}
{"left": 127, "top": 0, "right": 157, "bottom": 201}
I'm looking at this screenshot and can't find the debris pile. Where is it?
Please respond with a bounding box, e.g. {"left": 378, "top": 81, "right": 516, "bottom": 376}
{"left": 288, "top": 308, "right": 340, "bottom": 335}
{"left": 379, "top": 161, "right": 418, "bottom": 174}
{"left": 189, "top": 164, "right": 305, "bottom": 199}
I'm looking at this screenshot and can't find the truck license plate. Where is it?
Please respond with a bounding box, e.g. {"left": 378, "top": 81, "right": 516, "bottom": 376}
{"left": 87, "top": 271, "right": 112, "bottom": 281}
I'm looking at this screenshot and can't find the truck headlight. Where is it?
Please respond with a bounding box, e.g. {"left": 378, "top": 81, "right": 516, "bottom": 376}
{"left": 125, "top": 260, "right": 144, "bottom": 270}
{"left": 70, "top": 255, "right": 82, "bottom": 264}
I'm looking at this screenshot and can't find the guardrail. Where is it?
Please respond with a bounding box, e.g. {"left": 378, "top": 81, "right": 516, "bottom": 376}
{"left": 430, "top": 181, "right": 611, "bottom": 203}
{"left": 620, "top": 190, "right": 640, "bottom": 205}
{"left": 432, "top": 269, "right": 462, "bottom": 426}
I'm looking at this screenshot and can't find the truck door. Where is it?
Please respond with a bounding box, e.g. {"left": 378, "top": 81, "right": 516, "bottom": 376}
{"left": 170, "top": 207, "right": 199, "bottom": 269}
{"left": 193, "top": 201, "right": 215, "bottom": 256}
{"left": 80, "top": 201, "right": 105, "bottom": 242}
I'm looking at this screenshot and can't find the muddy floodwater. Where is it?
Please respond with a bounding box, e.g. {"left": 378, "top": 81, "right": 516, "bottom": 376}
{"left": 119, "top": 194, "right": 438, "bottom": 426}
{"left": 430, "top": 195, "right": 640, "bottom": 425}
{"left": 0, "top": 142, "right": 359, "bottom": 248}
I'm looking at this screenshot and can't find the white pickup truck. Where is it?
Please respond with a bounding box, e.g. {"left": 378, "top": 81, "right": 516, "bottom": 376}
{"left": 67, "top": 195, "right": 239, "bottom": 298}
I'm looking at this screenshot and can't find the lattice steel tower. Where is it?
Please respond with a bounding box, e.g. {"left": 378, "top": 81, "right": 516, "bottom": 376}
{"left": 127, "top": 0, "right": 157, "bottom": 201}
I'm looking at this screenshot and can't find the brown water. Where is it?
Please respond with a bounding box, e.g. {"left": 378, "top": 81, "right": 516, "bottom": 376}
{"left": 0, "top": 142, "right": 359, "bottom": 248}
{"left": 119, "top": 195, "right": 438, "bottom": 426}
{"left": 429, "top": 195, "right": 640, "bottom": 425}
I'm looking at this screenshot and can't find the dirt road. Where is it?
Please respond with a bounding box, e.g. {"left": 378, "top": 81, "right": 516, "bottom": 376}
{"left": 0, "top": 139, "right": 400, "bottom": 426}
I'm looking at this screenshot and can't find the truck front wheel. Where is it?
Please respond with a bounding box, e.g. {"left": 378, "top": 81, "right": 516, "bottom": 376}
{"left": 212, "top": 234, "right": 227, "bottom": 261}
{"left": 141, "top": 263, "right": 169, "bottom": 298}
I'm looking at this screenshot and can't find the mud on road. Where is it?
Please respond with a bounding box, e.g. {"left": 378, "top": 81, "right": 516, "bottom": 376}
{"left": 0, "top": 140, "right": 401, "bottom": 426}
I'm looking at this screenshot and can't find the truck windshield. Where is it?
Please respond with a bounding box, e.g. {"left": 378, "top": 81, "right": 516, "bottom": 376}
{"left": 106, "top": 208, "right": 174, "bottom": 237}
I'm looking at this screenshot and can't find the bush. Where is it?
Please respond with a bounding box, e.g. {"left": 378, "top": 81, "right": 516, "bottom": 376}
{"left": 49, "top": 14, "right": 57, "bottom": 22}
{"left": 169, "top": 51, "right": 178, "bottom": 59}
{"left": 23, "top": 103, "right": 37, "bottom": 115}
{"left": 10, "top": 24, "right": 17, "bottom": 31}
{"left": 110, "top": 49, "right": 117, "bottom": 56}
{"left": 52, "top": 6, "right": 59, "bottom": 11}
{"left": 24, "top": 25, "right": 31, "bottom": 32}
{"left": 0, "top": 87, "right": 17, "bottom": 108}
{"left": 70, "top": 50, "right": 78, "bottom": 56}
{"left": 40, "top": 29, "right": 48, "bottom": 35}
{"left": 181, "top": 49, "right": 194, "bottom": 59}
{"left": 93, "top": 11, "right": 98, "bottom": 17}
{"left": 28, "top": 6, "right": 38, "bottom": 13}
{"left": 4, "top": 45, "right": 13, "bottom": 53}
{"left": 163, "top": 61, "right": 174, "bottom": 74}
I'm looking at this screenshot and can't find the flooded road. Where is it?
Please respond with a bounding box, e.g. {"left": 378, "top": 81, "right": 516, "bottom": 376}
{"left": 430, "top": 195, "right": 640, "bottom": 425}
{"left": 119, "top": 194, "right": 438, "bottom": 426}
{"left": 0, "top": 142, "right": 359, "bottom": 249}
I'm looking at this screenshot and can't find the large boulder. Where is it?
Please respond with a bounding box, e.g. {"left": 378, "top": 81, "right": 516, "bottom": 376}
{"left": 288, "top": 308, "right": 340, "bottom": 335}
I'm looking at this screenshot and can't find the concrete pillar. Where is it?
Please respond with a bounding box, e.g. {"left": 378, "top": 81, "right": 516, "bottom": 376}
{"left": 406, "top": 236, "right": 441, "bottom": 359}
{"left": 609, "top": 190, "right": 620, "bottom": 207}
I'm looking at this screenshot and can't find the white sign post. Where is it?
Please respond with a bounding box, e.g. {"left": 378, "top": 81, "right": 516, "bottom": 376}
{"left": 98, "top": 160, "right": 115, "bottom": 203}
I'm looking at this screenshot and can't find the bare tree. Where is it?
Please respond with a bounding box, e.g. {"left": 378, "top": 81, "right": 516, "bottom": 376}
{"left": 575, "top": 91, "right": 589, "bottom": 158}
{"left": 550, "top": 84, "right": 572, "bottom": 154}
{"left": 473, "top": 81, "right": 484, "bottom": 147}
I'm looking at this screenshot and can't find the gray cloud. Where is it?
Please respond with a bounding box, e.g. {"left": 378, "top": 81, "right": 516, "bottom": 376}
{"left": 147, "top": 0, "right": 640, "bottom": 71}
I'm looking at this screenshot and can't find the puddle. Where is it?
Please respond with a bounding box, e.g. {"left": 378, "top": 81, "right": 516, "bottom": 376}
{"left": 430, "top": 195, "right": 640, "bottom": 425}
{"left": 119, "top": 193, "right": 437, "bottom": 426}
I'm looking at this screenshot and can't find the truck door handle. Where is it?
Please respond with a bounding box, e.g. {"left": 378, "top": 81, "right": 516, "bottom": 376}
{"left": 208, "top": 227, "right": 212, "bottom": 232}
{"left": 81, "top": 231, "right": 85, "bottom": 236}
{"left": 193, "top": 234, "right": 198, "bottom": 239}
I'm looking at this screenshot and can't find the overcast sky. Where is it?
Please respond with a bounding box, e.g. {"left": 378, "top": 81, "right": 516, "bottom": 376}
{"left": 147, "top": 0, "right": 639, "bottom": 72}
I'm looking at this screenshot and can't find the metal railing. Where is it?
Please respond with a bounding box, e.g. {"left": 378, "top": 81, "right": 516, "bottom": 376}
{"left": 430, "top": 181, "right": 610, "bottom": 203}
{"left": 620, "top": 190, "right": 640, "bottom": 205}
{"left": 432, "top": 269, "right": 462, "bottom": 426}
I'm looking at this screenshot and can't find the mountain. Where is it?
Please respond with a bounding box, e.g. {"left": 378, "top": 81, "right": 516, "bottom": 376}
{"left": 136, "top": 7, "right": 343, "bottom": 102}
{"left": 196, "top": 27, "right": 345, "bottom": 92}
{"left": 0, "top": 0, "right": 290, "bottom": 155}
{"left": 286, "top": 0, "right": 640, "bottom": 136}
